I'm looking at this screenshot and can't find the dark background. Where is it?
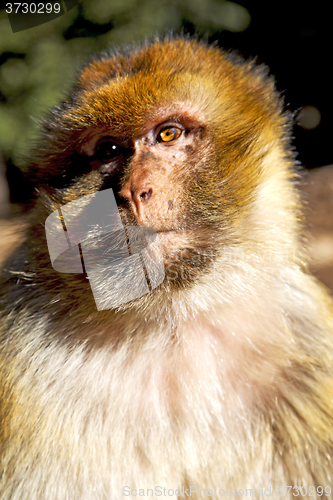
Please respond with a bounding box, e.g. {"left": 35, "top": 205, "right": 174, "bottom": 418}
{"left": 0, "top": 0, "right": 331, "bottom": 192}
{"left": 213, "top": 1, "right": 332, "bottom": 170}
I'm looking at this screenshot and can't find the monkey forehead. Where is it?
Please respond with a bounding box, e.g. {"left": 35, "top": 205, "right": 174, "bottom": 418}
{"left": 66, "top": 39, "right": 282, "bottom": 137}
{"left": 69, "top": 75, "right": 217, "bottom": 138}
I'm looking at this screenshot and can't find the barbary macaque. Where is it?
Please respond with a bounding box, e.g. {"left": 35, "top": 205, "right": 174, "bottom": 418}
{"left": 1, "top": 37, "right": 333, "bottom": 499}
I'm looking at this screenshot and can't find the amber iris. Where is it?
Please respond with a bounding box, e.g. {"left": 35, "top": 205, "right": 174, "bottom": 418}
{"left": 158, "top": 126, "right": 182, "bottom": 143}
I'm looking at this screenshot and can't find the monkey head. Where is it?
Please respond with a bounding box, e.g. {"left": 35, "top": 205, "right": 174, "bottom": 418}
{"left": 23, "top": 38, "right": 300, "bottom": 316}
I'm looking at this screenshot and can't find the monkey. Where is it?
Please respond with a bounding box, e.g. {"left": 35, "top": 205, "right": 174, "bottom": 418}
{"left": 1, "top": 37, "right": 333, "bottom": 499}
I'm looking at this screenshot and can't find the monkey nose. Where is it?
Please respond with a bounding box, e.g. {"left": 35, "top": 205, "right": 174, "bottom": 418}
{"left": 119, "top": 185, "right": 153, "bottom": 217}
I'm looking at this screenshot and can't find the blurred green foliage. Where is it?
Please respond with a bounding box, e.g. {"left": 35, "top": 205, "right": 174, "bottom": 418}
{"left": 0, "top": 0, "right": 250, "bottom": 166}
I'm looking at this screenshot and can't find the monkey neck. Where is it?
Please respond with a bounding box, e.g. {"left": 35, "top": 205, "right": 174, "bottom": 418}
{"left": 3, "top": 252, "right": 332, "bottom": 487}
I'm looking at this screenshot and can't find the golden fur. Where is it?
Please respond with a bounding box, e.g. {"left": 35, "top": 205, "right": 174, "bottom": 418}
{"left": 1, "top": 38, "right": 333, "bottom": 499}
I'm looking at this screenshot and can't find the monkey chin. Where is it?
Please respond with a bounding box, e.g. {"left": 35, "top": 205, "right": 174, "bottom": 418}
{"left": 160, "top": 242, "right": 218, "bottom": 290}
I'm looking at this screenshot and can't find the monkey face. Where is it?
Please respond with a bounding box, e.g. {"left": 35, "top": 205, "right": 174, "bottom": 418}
{"left": 42, "top": 104, "right": 217, "bottom": 301}
{"left": 30, "top": 38, "right": 293, "bottom": 309}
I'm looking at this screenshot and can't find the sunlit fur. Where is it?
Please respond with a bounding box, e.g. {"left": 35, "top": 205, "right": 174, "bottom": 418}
{"left": 1, "top": 38, "right": 333, "bottom": 499}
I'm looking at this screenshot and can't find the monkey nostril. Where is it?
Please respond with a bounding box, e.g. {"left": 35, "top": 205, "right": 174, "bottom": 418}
{"left": 140, "top": 188, "right": 152, "bottom": 202}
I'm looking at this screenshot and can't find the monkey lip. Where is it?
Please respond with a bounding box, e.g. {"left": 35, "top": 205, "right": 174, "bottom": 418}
{"left": 156, "top": 229, "right": 177, "bottom": 234}
{"left": 49, "top": 226, "right": 160, "bottom": 274}
{"left": 155, "top": 228, "right": 183, "bottom": 241}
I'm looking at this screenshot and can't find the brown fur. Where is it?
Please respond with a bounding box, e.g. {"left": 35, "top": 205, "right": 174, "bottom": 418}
{"left": 1, "top": 38, "right": 333, "bottom": 499}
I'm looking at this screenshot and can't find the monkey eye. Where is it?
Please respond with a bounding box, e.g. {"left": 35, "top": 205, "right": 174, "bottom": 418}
{"left": 157, "top": 125, "right": 182, "bottom": 143}
{"left": 95, "top": 139, "right": 122, "bottom": 163}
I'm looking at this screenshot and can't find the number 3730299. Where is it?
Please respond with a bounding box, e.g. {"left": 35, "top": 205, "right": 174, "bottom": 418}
{"left": 5, "top": 3, "right": 61, "bottom": 14}
{"left": 277, "top": 486, "right": 331, "bottom": 496}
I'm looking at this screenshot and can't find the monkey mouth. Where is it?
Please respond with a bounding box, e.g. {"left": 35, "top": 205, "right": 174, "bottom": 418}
{"left": 45, "top": 186, "right": 198, "bottom": 309}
